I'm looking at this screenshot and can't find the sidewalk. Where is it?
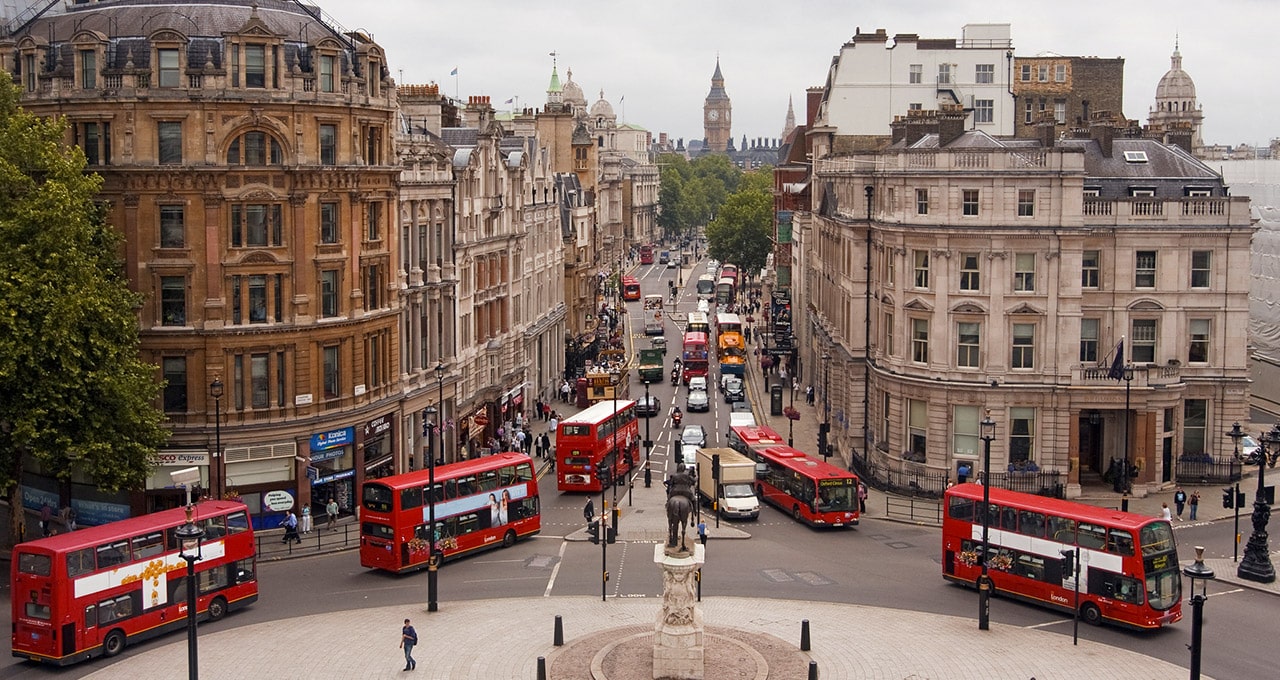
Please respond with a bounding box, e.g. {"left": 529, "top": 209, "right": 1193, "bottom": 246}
{"left": 83, "top": 596, "right": 1202, "bottom": 680}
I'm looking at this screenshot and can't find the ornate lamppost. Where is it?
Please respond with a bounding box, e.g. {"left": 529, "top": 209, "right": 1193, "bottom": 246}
{"left": 819, "top": 353, "right": 831, "bottom": 460}
{"left": 977, "top": 414, "right": 997, "bottom": 630}
{"left": 1183, "top": 545, "right": 1215, "bottom": 679}
{"left": 175, "top": 505, "right": 204, "bottom": 680}
{"left": 209, "top": 377, "right": 223, "bottom": 499}
{"left": 1226, "top": 421, "right": 1280, "bottom": 583}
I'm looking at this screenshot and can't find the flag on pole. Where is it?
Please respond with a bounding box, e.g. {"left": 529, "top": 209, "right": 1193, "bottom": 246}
{"left": 450, "top": 67, "right": 458, "bottom": 76}
{"left": 504, "top": 98, "right": 514, "bottom": 105}
{"left": 1106, "top": 338, "right": 1126, "bottom": 380}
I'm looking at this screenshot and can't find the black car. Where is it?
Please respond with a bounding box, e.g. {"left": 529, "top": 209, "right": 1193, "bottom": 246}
{"left": 636, "top": 395, "right": 661, "bottom": 417}
{"left": 723, "top": 378, "right": 745, "bottom": 403}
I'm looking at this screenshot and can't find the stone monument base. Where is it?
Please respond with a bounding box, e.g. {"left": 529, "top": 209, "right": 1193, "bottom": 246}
{"left": 653, "top": 544, "right": 705, "bottom": 680}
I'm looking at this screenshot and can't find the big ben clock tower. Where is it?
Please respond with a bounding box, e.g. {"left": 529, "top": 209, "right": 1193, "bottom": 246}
{"left": 703, "top": 59, "right": 732, "bottom": 153}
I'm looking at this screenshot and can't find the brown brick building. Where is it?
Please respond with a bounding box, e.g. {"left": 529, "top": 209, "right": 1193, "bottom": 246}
{"left": 1012, "top": 56, "right": 1124, "bottom": 138}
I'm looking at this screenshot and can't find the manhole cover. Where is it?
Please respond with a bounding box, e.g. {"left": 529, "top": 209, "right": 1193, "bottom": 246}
{"left": 886, "top": 541, "right": 914, "bottom": 550}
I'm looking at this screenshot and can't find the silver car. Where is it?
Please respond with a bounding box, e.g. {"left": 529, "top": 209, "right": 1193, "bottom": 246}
{"left": 687, "top": 389, "right": 710, "bottom": 412}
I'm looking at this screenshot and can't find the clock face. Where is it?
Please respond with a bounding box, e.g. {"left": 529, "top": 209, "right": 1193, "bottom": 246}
{"left": 709, "top": 110, "right": 719, "bottom": 121}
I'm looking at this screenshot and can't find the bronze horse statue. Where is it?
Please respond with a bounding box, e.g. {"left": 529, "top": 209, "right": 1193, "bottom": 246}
{"left": 665, "top": 465, "right": 696, "bottom": 551}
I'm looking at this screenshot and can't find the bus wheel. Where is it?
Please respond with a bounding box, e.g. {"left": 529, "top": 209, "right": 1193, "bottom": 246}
{"left": 792, "top": 506, "right": 802, "bottom": 521}
{"left": 503, "top": 529, "right": 517, "bottom": 548}
{"left": 207, "top": 596, "right": 228, "bottom": 621}
{"left": 1081, "top": 603, "right": 1103, "bottom": 626}
{"left": 103, "top": 629, "right": 126, "bottom": 657}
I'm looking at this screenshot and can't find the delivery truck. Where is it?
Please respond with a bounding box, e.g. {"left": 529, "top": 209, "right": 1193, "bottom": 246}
{"left": 696, "top": 447, "right": 760, "bottom": 520}
{"left": 637, "top": 348, "right": 665, "bottom": 384}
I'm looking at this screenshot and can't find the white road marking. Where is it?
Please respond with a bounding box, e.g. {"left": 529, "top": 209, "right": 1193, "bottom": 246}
{"left": 543, "top": 539, "right": 568, "bottom": 597}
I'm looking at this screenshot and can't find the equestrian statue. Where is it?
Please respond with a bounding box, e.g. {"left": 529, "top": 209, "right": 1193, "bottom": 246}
{"left": 665, "top": 464, "right": 696, "bottom": 552}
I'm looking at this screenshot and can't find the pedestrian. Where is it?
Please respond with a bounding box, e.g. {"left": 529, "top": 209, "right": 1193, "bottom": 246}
{"left": 542, "top": 401, "right": 551, "bottom": 421}
{"left": 281, "top": 510, "right": 300, "bottom": 544}
{"left": 40, "top": 503, "right": 52, "bottom": 537}
{"left": 806, "top": 385, "right": 815, "bottom": 405}
{"left": 1160, "top": 502, "right": 1172, "bottom": 521}
{"left": 1173, "top": 486, "right": 1187, "bottom": 520}
{"left": 858, "top": 481, "right": 868, "bottom": 513}
{"left": 65, "top": 505, "right": 77, "bottom": 532}
{"left": 549, "top": 416, "right": 559, "bottom": 435}
{"left": 535, "top": 398, "right": 544, "bottom": 422}
{"left": 515, "top": 429, "right": 526, "bottom": 453}
{"left": 326, "top": 497, "right": 339, "bottom": 531}
{"left": 301, "top": 504, "right": 313, "bottom": 533}
{"left": 957, "top": 463, "right": 971, "bottom": 484}
{"left": 540, "top": 432, "right": 551, "bottom": 460}
{"left": 400, "top": 618, "right": 418, "bottom": 671}
{"left": 1189, "top": 490, "right": 1200, "bottom": 520}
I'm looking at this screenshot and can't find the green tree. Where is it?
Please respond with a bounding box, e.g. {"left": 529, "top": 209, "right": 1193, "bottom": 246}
{"left": 705, "top": 176, "right": 774, "bottom": 276}
{"left": 0, "top": 79, "right": 168, "bottom": 544}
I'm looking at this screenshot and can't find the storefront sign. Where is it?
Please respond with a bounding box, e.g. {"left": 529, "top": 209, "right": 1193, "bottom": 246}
{"left": 310, "top": 427, "right": 354, "bottom": 452}
{"left": 312, "top": 469, "right": 356, "bottom": 486}
{"left": 263, "top": 490, "right": 295, "bottom": 512}
{"left": 364, "top": 414, "right": 392, "bottom": 439}
{"left": 310, "top": 448, "right": 345, "bottom": 463}
{"left": 155, "top": 451, "right": 209, "bottom": 466}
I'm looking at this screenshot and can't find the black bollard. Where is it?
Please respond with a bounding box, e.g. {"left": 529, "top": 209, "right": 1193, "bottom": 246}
{"left": 800, "top": 619, "right": 810, "bottom": 651}
{"left": 644, "top": 465, "right": 652, "bottom": 488}
{"left": 808, "top": 660, "right": 818, "bottom": 680}
{"left": 537, "top": 656, "right": 547, "bottom": 680}
{"left": 554, "top": 615, "right": 564, "bottom": 646}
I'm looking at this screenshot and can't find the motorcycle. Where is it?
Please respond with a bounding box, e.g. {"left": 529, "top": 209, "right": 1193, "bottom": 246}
{"left": 671, "top": 369, "right": 681, "bottom": 386}
{"left": 672, "top": 410, "right": 683, "bottom": 428}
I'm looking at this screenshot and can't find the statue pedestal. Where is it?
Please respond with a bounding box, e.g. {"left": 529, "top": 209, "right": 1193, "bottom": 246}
{"left": 652, "top": 544, "right": 706, "bottom": 680}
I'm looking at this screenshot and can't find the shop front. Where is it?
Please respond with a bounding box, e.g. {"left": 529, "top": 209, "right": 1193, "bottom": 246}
{"left": 309, "top": 426, "right": 355, "bottom": 519}
{"left": 145, "top": 449, "right": 212, "bottom": 512}
{"left": 361, "top": 411, "right": 396, "bottom": 483}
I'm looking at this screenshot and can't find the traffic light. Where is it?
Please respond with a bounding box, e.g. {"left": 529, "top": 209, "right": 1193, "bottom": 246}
{"left": 588, "top": 519, "right": 600, "bottom": 544}
{"left": 607, "top": 507, "right": 619, "bottom": 544}
{"left": 1223, "top": 487, "right": 1234, "bottom": 509}
{"left": 1059, "top": 549, "right": 1074, "bottom": 577}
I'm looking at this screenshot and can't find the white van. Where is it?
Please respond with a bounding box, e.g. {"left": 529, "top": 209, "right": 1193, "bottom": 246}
{"left": 729, "top": 412, "right": 756, "bottom": 428}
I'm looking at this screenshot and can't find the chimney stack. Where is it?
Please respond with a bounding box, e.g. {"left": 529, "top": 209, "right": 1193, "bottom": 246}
{"left": 938, "top": 104, "right": 965, "bottom": 146}
{"left": 1090, "top": 111, "right": 1115, "bottom": 158}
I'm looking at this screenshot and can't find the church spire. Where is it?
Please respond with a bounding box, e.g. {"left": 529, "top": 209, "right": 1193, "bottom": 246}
{"left": 782, "top": 95, "right": 796, "bottom": 141}
{"left": 546, "top": 52, "right": 562, "bottom": 105}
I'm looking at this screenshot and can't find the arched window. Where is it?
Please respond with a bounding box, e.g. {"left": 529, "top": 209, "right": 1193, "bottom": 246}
{"left": 227, "top": 131, "right": 284, "bottom": 166}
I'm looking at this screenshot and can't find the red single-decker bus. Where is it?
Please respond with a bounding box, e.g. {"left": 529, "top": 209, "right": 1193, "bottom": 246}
{"left": 754, "top": 445, "right": 860, "bottom": 527}
{"left": 360, "top": 452, "right": 540, "bottom": 573}
{"left": 681, "top": 331, "right": 709, "bottom": 384}
{"left": 557, "top": 400, "right": 641, "bottom": 492}
{"left": 11, "top": 500, "right": 258, "bottom": 665}
{"left": 942, "top": 483, "right": 1181, "bottom": 629}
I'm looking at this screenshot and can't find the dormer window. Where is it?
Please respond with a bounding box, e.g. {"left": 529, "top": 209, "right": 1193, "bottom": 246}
{"left": 79, "top": 49, "right": 96, "bottom": 89}
{"left": 157, "top": 48, "right": 180, "bottom": 88}
{"left": 1123, "top": 150, "right": 1148, "bottom": 163}
{"left": 245, "top": 45, "right": 265, "bottom": 88}
{"left": 319, "top": 54, "right": 335, "bottom": 92}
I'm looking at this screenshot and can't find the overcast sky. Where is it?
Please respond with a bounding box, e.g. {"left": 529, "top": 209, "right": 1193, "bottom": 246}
{"left": 320, "top": 0, "right": 1273, "bottom": 147}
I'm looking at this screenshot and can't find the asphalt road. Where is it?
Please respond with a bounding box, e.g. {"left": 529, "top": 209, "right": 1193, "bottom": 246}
{"left": 0, "top": 258, "right": 1273, "bottom": 680}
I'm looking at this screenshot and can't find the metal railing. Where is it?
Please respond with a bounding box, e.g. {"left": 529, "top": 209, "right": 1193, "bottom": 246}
{"left": 884, "top": 494, "right": 942, "bottom": 524}
{"left": 255, "top": 523, "right": 360, "bottom": 560}
{"left": 1174, "top": 456, "right": 1243, "bottom": 484}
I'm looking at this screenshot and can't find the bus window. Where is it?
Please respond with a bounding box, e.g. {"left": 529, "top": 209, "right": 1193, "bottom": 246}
{"left": 1047, "top": 516, "right": 1076, "bottom": 543}
{"left": 456, "top": 475, "right": 477, "bottom": 496}
{"left": 131, "top": 532, "right": 165, "bottom": 560}
{"left": 25, "top": 593, "right": 50, "bottom": 620}
{"left": 1139, "top": 522, "right": 1175, "bottom": 556}
{"left": 234, "top": 557, "right": 256, "bottom": 584}
{"left": 401, "top": 486, "right": 423, "bottom": 511}
{"left": 1108, "top": 528, "right": 1135, "bottom": 556}
{"left": 198, "top": 564, "right": 229, "bottom": 594}
{"left": 515, "top": 462, "right": 534, "bottom": 482}
{"left": 1077, "top": 522, "right": 1107, "bottom": 550}
{"left": 98, "top": 594, "right": 136, "bottom": 624}
{"left": 1016, "top": 552, "right": 1046, "bottom": 581}
{"left": 1000, "top": 506, "right": 1018, "bottom": 532}
{"left": 1018, "top": 510, "right": 1046, "bottom": 537}
{"left": 363, "top": 483, "right": 394, "bottom": 513}
{"left": 18, "top": 552, "right": 51, "bottom": 577}
{"left": 456, "top": 512, "right": 481, "bottom": 536}
{"left": 227, "top": 511, "right": 250, "bottom": 534}
{"left": 477, "top": 469, "right": 499, "bottom": 492}
{"left": 66, "top": 549, "right": 94, "bottom": 577}
{"left": 948, "top": 496, "right": 974, "bottom": 522}
{"left": 497, "top": 465, "right": 517, "bottom": 487}
{"left": 201, "top": 516, "right": 227, "bottom": 540}
{"left": 96, "top": 541, "right": 130, "bottom": 569}
{"left": 443, "top": 480, "right": 459, "bottom": 500}
{"left": 428, "top": 482, "right": 445, "bottom": 504}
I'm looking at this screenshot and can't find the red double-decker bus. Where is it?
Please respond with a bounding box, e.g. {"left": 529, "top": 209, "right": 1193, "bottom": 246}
{"left": 754, "top": 445, "right": 860, "bottom": 527}
{"left": 639, "top": 245, "right": 654, "bottom": 265}
{"left": 557, "top": 400, "right": 641, "bottom": 492}
{"left": 621, "top": 276, "right": 642, "bottom": 301}
{"left": 11, "top": 500, "right": 258, "bottom": 665}
{"left": 942, "top": 483, "right": 1182, "bottom": 629}
{"left": 727, "top": 424, "right": 786, "bottom": 460}
{"left": 681, "top": 331, "right": 709, "bottom": 384}
{"left": 360, "top": 452, "right": 540, "bottom": 573}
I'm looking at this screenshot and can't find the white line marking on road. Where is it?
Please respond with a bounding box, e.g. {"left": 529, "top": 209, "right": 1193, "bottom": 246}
{"left": 1023, "top": 619, "right": 1070, "bottom": 629}
{"left": 463, "top": 576, "right": 547, "bottom": 583}
{"left": 1209, "top": 588, "right": 1244, "bottom": 597}
{"left": 544, "top": 539, "right": 568, "bottom": 597}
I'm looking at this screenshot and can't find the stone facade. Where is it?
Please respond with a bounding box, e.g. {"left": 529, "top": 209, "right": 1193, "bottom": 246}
{"left": 804, "top": 112, "right": 1253, "bottom": 497}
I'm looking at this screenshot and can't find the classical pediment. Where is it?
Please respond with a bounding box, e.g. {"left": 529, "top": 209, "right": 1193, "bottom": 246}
{"left": 1006, "top": 302, "right": 1044, "bottom": 315}
{"left": 950, "top": 302, "right": 985, "bottom": 315}
{"left": 1128, "top": 299, "right": 1165, "bottom": 311}
{"left": 903, "top": 297, "right": 933, "bottom": 312}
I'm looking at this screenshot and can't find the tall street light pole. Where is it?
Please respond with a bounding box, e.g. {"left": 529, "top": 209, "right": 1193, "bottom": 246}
{"left": 1122, "top": 365, "right": 1134, "bottom": 509}
{"left": 175, "top": 503, "right": 204, "bottom": 680}
{"left": 428, "top": 362, "right": 445, "bottom": 611}
{"left": 819, "top": 353, "right": 831, "bottom": 460}
{"left": 1226, "top": 421, "right": 1280, "bottom": 583}
{"left": 978, "top": 414, "right": 997, "bottom": 630}
{"left": 862, "top": 185, "right": 873, "bottom": 471}
{"left": 209, "top": 377, "right": 223, "bottom": 500}
{"left": 1183, "top": 546, "right": 1215, "bottom": 679}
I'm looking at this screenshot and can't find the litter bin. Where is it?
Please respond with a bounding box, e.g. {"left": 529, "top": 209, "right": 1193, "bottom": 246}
{"left": 770, "top": 384, "right": 783, "bottom": 416}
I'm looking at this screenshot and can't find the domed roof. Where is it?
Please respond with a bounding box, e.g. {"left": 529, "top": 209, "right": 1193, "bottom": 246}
{"left": 1155, "top": 48, "right": 1196, "bottom": 101}
{"left": 562, "top": 68, "right": 586, "bottom": 107}
{"left": 590, "top": 89, "right": 615, "bottom": 119}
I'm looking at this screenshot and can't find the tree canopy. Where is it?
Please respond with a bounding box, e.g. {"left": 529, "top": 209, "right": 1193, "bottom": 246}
{"left": 704, "top": 167, "right": 774, "bottom": 276}
{"left": 0, "top": 79, "right": 168, "bottom": 541}
{"left": 656, "top": 153, "right": 742, "bottom": 240}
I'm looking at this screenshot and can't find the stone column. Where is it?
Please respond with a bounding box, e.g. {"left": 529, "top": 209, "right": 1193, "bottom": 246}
{"left": 653, "top": 544, "right": 705, "bottom": 680}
